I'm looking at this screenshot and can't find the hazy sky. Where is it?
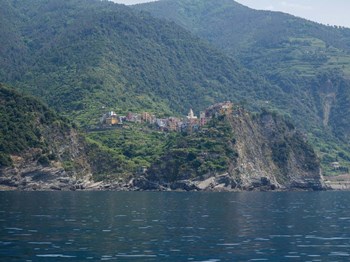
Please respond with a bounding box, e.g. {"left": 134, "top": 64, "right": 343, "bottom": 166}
{"left": 235, "top": 0, "right": 350, "bottom": 28}
{"left": 111, "top": 0, "right": 350, "bottom": 28}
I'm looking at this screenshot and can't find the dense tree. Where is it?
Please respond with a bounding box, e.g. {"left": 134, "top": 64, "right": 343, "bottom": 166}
{"left": 0, "top": 84, "right": 71, "bottom": 167}
{"left": 0, "top": 0, "right": 275, "bottom": 127}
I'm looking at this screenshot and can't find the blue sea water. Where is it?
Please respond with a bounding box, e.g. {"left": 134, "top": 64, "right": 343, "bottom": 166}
{"left": 1, "top": 191, "right": 350, "bottom": 261}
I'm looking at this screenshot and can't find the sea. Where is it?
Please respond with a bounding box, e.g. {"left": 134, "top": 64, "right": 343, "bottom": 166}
{"left": 1, "top": 191, "right": 350, "bottom": 261}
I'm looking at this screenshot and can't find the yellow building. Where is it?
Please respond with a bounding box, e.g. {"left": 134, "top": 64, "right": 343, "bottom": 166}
{"left": 104, "top": 111, "right": 118, "bottom": 125}
{"left": 105, "top": 116, "right": 118, "bottom": 125}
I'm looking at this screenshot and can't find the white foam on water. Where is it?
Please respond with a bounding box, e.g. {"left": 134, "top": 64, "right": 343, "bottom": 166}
{"left": 0, "top": 241, "right": 12, "bottom": 245}
{"left": 36, "top": 254, "right": 76, "bottom": 258}
{"left": 329, "top": 252, "right": 350, "bottom": 257}
{"left": 5, "top": 227, "right": 23, "bottom": 231}
{"left": 28, "top": 242, "right": 52, "bottom": 245}
{"left": 255, "top": 238, "right": 270, "bottom": 241}
{"left": 306, "top": 236, "right": 350, "bottom": 240}
{"left": 196, "top": 259, "right": 220, "bottom": 262}
{"left": 217, "top": 243, "right": 241, "bottom": 246}
{"left": 269, "top": 235, "right": 292, "bottom": 238}
{"left": 115, "top": 254, "right": 157, "bottom": 258}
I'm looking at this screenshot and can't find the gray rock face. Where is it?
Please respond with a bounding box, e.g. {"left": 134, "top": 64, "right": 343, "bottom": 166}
{"left": 227, "top": 111, "right": 325, "bottom": 191}
{"left": 127, "top": 174, "right": 279, "bottom": 192}
{"left": 1, "top": 167, "right": 73, "bottom": 191}
{"left": 0, "top": 85, "right": 94, "bottom": 191}
{"left": 130, "top": 176, "right": 161, "bottom": 191}
{"left": 0, "top": 129, "right": 93, "bottom": 191}
{"left": 0, "top": 163, "right": 94, "bottom": 191}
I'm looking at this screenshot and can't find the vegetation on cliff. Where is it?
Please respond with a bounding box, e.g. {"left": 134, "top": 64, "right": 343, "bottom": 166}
{"left": 147, "top": 115, "right": 237, "bottom": 182}
{"left": 0, "top": 84, "right": 72, "bottom": 167}
{"left": 86, "top": 126, "right": 168, "bottom": 181}
{"left": 84, "top": 118, "right": 237, "bottom": 182}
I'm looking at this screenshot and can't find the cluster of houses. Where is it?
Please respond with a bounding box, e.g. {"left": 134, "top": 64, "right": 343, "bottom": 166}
{"left": 100, "top": 101, "right": 233, "bottom": 133}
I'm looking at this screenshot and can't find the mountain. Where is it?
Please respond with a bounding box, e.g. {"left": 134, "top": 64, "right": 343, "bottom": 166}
{"left": 0, "top": 0, "right": 345, "bottom": 188}
{"left": 136, "top": 0, "right": 350, "bottom": 173}
{"left": 0, "top": 0, "right": 282, "bottom": 128}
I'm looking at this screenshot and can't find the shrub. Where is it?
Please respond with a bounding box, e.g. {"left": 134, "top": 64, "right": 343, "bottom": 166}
{"left": 0, "top": 153, "right": 12, "bottom": 167}
{"left": 37, "top": 155, "right": 50, "bottom": 166}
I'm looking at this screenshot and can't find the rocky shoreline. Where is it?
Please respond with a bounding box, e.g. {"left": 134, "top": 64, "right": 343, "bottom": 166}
{"left": 0, "top": 171, "right": 329, "bottom": 192}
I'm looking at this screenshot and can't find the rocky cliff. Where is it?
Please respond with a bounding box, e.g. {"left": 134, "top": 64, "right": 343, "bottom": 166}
{"left": 138, "top": 108, "right": 325, "bottom": 191}
{"left": 230, "top": 109, "right": 324, "bottom": 190}
{"left": 0, "top": 134, "right": 93, "bottom": 191}
{"left": 0, "top": 85, "right": 94, "bottom": 190}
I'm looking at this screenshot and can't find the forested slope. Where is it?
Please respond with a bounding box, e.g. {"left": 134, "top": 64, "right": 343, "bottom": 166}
{"left": 0, "top": 0, "right": 278, "bottom": 127}
{"left": 0, "top": 84, "right": 72, "bottom": 167}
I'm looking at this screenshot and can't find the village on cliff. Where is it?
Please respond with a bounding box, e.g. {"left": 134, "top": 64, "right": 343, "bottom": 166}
{"left": 99, "top": 101, "right": 234, "bottom": 133}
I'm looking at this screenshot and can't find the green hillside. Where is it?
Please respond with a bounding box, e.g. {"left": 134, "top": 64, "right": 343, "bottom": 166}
{"left": 0, "top": 0, "right": 281, "bottom": 128}
{"left": 0, "top": 84, "right": 72, "bottom": 167}
{"left": 136, "top": 0, "right": 350, "bottom": 75}
{"left": 137, "top": 0, "right": 350, "bottom": 173}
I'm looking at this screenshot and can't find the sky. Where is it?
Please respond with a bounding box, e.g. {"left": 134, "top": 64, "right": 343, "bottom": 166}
{"left": 235, "top": 0, "right": 350, "bottom": 28}
{"left": 111, "top": 0, "right": 350, "bottom": 28}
